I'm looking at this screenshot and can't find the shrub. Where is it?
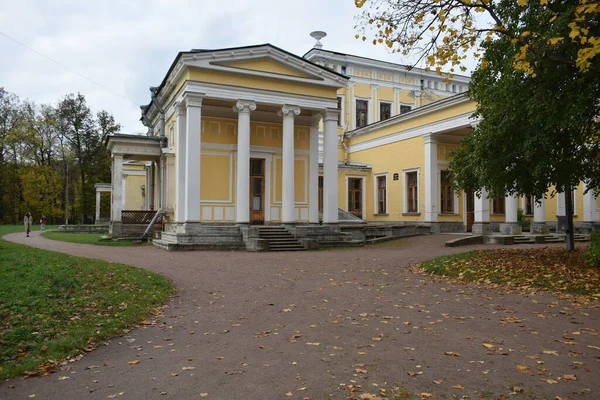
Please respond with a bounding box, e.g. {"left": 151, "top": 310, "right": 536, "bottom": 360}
{"left": 584, "top": 232, "right": 600, "bottom": 268}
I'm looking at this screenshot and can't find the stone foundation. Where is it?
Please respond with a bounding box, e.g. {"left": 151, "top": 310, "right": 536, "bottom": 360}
{"left": 58, "top": 224, "right": 109, "bottom": 234}
{"left": 472, "top": 222, "right": 491, "bottom": 235}
{"left": 110, "top": 222, "right": 148, "bottom": 238}
{"left": 153, "top": 223, "right": 244, "bottom": 251}
{"left": 499, "top": 222, "right": 522, "bottom": 235}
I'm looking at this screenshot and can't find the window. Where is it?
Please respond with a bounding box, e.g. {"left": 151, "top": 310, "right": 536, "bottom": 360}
{"left": 337, "top": 96, "right": 343, "bottom": 126}
{"left": 400, "top": 105, "right": 412, "bottom": 114}
{"left": 406, "top": 171, "right": 418, "bottom": 213}
{"left": 376, "top": 175, "right": 387, "bottom": 214}
{"left": 341, "top": 65, "right": 347, "bottom": 74}
{"left": 380, "top": 102, "right": 391, "bottom": 121}
{"left": 525, "top": 195, "right": 535, "bottom": 215}
{"left": 420, "top": 79, "right": 425, "bottom": 89}
{"left": 452, "top": 84, "right": 457, "bottom": 93}
{"left": 492, "top": 198, "right": 505, "bottom": 214}
{"left": 318, "top": 176, "right": 324, "bottom": 212}
{"left": 434, "top": 81, "right": 439, "bottom": 90}
{"left": 348, "top": 178, "right": 363, "bottom": 218}
{"left": 356, "top": 99, "right": 368, "bottom": 128}
{"left": 440, "top": 170, "right": 454, "bottom": 214}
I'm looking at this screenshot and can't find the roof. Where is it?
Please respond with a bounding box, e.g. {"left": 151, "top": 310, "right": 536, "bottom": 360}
{"left": 142, "top": 43, "right": 349, "bottom": 118}
{"left": 303, "top": 47, "right": 471, "bottom": 81}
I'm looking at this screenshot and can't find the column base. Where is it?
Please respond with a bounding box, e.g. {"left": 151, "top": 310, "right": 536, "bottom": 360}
{"left": 531, "top": 222, "right": 549, "bottom": 234}
{"left": 472, "top": 222, "right": 491, "bottom": 235}
{"left": 499, "top": 222, "right": 522, "bottom": 235}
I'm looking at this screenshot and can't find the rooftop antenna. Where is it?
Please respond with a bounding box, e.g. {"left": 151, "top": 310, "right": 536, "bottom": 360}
{"left": 310, "top": 31, "right": 327, "bottom": 49}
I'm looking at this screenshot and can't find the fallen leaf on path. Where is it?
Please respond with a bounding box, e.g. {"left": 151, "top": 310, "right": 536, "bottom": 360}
{"left": 58, "top": 376, "right": 69, "bottom": 380}
{"left": 285, "top": 392, "right": 293, "bottom": 397}
{"left": 563, "top": 374, "right": 577, "bottom": 380}
{"left": 182, "top": 367, "right": 195, "bottom": 370}
{"left": 127, "top": 360, "right": 140, "bottom": 365}
{"left": 543, "top": 350, "right": 558, "bottom": 355}
{"left": 444, "top": 351, "right": 461, "bottom": 357}
{"left": 200, "top": 393, "right": 208, "bottom": 397}
{"left": 452, "top": 385, "right": 464, "bottom": 390}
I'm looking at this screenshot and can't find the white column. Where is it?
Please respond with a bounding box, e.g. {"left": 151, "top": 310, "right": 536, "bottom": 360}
{"left": 583, "top": 184, "right": 597, "bottom": 222}
{"left": 184, "top": 94, "right": 203, "bottom": 222}
{"left": 557, "top": 192, "right": 566, "bottom": 216}
{"left": 175, "top": 102, "right": 187, "bottom": 222}
{"left": 308, "top": 116, "right": 321, "bottom": 223}
{"left": 534, "top": 197, "right": 546, "bottom": 223}
{"left": 280, "top": 105, "right": 300, "bottom": 223}
{"left": 505, "top": 194, "right": 518, "bottom": 223}
{"left": 424, "top": 133, "right": 438, "bottom": 222}
{"left": 323, "top": 109, "right": 340, "bottom": 223}
{"left": 234, "top": 100, "right": 256, "bottom": 224}
{"left": 95, "top": 190, "right": 101, "bottom": 223}
{"left": 111, "top": 154, "right": 123, "bottom": 222}
{"left": 474, "top": 189, "right": 490, "bottom": 222}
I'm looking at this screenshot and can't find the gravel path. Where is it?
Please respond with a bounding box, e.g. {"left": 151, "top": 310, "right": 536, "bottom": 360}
{"left": 1, "top": 231, "right": 598, "bottom": 400}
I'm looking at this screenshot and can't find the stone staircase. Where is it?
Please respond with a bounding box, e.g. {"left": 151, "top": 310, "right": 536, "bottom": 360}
{"left": 513, "top": 235, "right": 536, "bottom": 244}
{"left": 258, "top": 226, "right": 306, "bottom": 251}
{"left": 512, "top": 233, "right": 591, "bottom": 245}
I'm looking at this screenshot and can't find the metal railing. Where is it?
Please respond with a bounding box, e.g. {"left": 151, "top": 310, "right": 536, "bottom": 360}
{"left": 122, "top": 210, "right": 163, "bottom": 226}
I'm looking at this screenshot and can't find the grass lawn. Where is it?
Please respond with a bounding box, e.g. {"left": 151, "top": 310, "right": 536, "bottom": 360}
{"left": 42, "top": 231, "right": 145, "bottom": 246}
{"left": 0, "top": 225, "right": 174, "bottom": 378}
{"left": 418, "top": 247, "right": 600, "bottom": 297}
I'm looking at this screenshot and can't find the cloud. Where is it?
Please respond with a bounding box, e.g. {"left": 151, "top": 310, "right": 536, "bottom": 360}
{"left": 0, "top": 0, "right": 478, "bottom": 134}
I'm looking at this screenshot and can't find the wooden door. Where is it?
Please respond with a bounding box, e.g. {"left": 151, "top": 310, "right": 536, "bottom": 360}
{"left": 466, "top": 190, "right": 475, "bottom": 232}
{"left": 250, "top": 159, "right": 265, "bottom": 225}
{"left": 348, "top": 178, "right": 363, "bottom": 219}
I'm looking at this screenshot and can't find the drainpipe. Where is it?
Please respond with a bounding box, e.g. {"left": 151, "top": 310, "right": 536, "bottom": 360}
{"left": 150, "top": 87, "right": 167, "bottom": 211}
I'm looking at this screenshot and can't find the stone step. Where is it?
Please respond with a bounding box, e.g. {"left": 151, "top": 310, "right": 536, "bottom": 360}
{"left": 513, "top": 236, "right": 535, "bottom": 244}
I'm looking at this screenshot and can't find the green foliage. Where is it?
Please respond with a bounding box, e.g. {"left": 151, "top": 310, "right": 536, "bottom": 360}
{"left": 0, "top": 225, "right": 173, "bottom": 378}
{"left": 584, "top": 232, "right": 600, "bottom": 268}
{"left": 0, "top": 89, "right": 120, "bottom": 225}
{"left": 517, "top": 208, "right": 525, "bottom": 223}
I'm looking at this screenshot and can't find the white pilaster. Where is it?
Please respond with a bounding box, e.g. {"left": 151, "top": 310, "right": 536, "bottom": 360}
{"left": 308, "top": 116, "right": 321, "bottom": 223}
{"left": 583, "top": 185, "right": 597, "bottom": 222}
{"left": 557, "top": 192, "right": 566, "bottom": 216}
{"left": 474, "top": 188, "right": 490, "bottom": 223}
{"left": 234, "top": 100, "right": 256, "bottom": 224}
{"left": 323, "top": 109, "right": 340, "bottom": 223}
{"left": 175, "top": 102, "right": 187, "bottom": 222}
{"left": 184, "top": 94, "right": 203, "bottom": 222}
{"left": 392, "top": 87, "right": 400, "bottom": 116}
{"left": 95, "top": 191, "right": 101, "bottom": 223}
{"left": 348, "top": 82, "right": 355, "bottom": 130}
{"left": 111, "top": 154, "right": 123, "bottom": 222}
{"left": 371, "top": 84, "right": 379, "bottom": 123}
{"left": 505, "top": 194, "right": 518, "bottom": 223}
{"left": 280, "top": 105, "right": 301, "bottom": 223}
{"left": 414, "top": 89, "right": 422, "bottom": 108}
{"left": 424, "top": 133, "right": 438, "bottom": 222}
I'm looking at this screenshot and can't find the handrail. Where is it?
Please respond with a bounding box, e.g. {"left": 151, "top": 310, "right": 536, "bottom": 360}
{"left": 141, "top": 209, "right": 163, "bottom": 240}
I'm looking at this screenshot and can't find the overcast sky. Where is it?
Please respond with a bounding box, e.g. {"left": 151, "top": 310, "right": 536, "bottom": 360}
{"left": 1, "top": 0, "right": 478, "bottom": 134}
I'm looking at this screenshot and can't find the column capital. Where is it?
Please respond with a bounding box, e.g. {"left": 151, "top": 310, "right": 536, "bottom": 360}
{"left": 309, "top": 114, "right": 323, "bottom": 128}
{"left": 233, "top": 100, "right": 256, "bottom": 114}
{"left": 183, "top": 92, "right": 204, "bottom": 108}
{"left": 371, "top": 83, "right": 379, "bottom": 91}
{"left": 393, "top": 87, "right": 401, "bottom": 94}
{"left": 175, "top": 101, "right": 186, "bottom": 116}
{"left": 347, "top": 81, "right": 355, "bottom": 88}
{"left": 279, "top": 105, "right": 301, "bottom": 118}
{"left": 423, "top": 132, "right": 437, "bottom": 144}
{"left": 414, "top": 89, "right": 422, "bottom": 98}
{"left": 323, "top": 108, "right": 340, "bottom": 122}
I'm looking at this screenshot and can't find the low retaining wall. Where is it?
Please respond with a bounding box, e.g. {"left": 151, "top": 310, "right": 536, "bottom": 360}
{"left": 57, "top": 225, "right": 109, "bottom": 234}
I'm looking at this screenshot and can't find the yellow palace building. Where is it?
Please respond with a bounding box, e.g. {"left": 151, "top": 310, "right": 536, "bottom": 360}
{"left": 105, "top": 38, "right": 599, "bottom": 250}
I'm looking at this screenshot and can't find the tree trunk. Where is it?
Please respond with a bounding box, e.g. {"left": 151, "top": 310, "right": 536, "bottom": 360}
{"left": 565, "top": 190, "right": 575, "bottom": 251}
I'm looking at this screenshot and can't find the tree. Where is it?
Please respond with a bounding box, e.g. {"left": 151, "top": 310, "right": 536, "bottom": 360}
{"left": 355, "top": 0, "right": 599, "bottom": 250}
{"left": 354, "top": 0, "right": 599, "bottom": 77}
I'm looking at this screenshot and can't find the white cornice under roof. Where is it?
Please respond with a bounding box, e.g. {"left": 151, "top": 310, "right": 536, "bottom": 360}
{"left": 304, "top": 48, "right": 471, "bottom": 84}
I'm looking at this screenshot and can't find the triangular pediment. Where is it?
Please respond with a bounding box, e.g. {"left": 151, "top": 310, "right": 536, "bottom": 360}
{"left": 220, "top": 58, "right": 312, "bottom": 79}
{"left": 178, "top": 44, "right": 347, "bottom": 88}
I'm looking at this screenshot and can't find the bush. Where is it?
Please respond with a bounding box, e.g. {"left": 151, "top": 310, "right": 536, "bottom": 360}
{"left": 584, "top": 232, "right": 600, "bottom": 268}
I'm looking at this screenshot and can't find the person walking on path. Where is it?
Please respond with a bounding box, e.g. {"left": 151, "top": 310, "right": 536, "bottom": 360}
{"left": 40, "top": 214, "right": 47, "bottom": 231}
{"left": 24, "top": 212, "right": 33, "bottom": 237}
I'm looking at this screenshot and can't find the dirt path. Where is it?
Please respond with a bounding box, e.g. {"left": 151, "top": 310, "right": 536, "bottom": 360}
{"left": 1, "top": 231, "right": 598, "bottom": 400}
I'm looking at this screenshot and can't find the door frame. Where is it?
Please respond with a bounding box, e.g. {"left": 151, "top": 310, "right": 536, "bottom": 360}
{"left": 464, "top": 190, "right": 475, "bottom": 232}
{"left": 249, "top": 158, "right": 266, "bottom": 225}
{"left": 345, "top": 175, "right": 366, "bottom": 220}
{"left": 248, "top": 151, "right": 271, "bottom": 222}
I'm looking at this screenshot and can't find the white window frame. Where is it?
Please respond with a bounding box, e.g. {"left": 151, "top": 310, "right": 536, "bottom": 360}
{"left": 374, "top": 173, "right": 388, "bottom": 215}
{"left": 355, "top": 97, "right": 371, "bottom": 129}
{"left": 521, "top": 195, "right": 535, "bottom": 216}
{"left": 337, "top": 94, "right": 345, "bottom": 128}
{"left": 438, "top": 169, "right": 458, "bottom": 215}
{"left": 345, "top": 175, "right": 367, "bottom": 219}
{"left": 403, "top": 168, "right": 420, "bottom": 214}
{"left": 398, "top": 103, "right": 413, "bottom": 115}
{"left": 378, "top": 101, "right": 392, "bottom": 122}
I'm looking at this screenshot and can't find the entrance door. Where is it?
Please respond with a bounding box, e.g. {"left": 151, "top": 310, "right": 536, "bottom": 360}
{"left": 250, "top": 159, "right": 265, "bottom": 225}
{"left": 348, "top": 178, "right": 363, "bottom": 219}
{"left": 466, "top": 190, "right": 475, "bottom": 232}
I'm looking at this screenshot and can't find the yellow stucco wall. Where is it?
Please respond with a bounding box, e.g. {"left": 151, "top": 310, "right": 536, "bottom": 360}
{"left": 124, "top": 174, "right": 145, "bottom": 210}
